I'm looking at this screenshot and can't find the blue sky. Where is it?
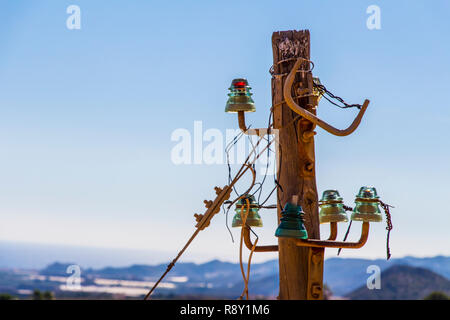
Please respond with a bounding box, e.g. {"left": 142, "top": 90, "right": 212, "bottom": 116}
{"left": 0, "top": 0, "right": 449, "bottom": 265}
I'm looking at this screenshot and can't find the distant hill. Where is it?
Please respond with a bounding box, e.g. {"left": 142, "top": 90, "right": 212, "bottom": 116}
{"left": 324, "top": 255, "right": 450, "bottom": 295}
{"left": 346, "top": 265, "right": 450, "bottom": 300}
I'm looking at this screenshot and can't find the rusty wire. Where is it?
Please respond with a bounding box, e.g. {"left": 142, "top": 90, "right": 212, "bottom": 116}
{"left": 269, "top": 56, "right": 362, "bottom": 110}
{"left": 269, "top": 57, "right": 314, "bottom": 78}
{"left": 337, "top": 202, "right": 393, "bottom": 260}
{"left": 238, "top": 197, "right": 258, "bottom": 300}
{"left": 379, "top": 200, "right": 394, "bottom": 260}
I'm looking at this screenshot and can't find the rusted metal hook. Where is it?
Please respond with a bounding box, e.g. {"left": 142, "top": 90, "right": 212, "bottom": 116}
{"left": 283, "top": 57, "right": 370, "bottom": 137}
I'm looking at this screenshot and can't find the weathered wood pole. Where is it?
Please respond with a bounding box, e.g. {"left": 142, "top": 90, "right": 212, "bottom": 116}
{"left": 271, "top": 30, "right": 323, "bottom": 300}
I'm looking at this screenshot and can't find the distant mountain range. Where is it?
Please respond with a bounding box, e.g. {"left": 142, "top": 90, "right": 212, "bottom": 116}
{"left": 2, "top": 239, "right": 449, "bottom": 299}
{"left": 36, "top": 255, "right": 450, "bottom": 298}
{"left": 39, "top": 260, "right": 278, "bottom": 298}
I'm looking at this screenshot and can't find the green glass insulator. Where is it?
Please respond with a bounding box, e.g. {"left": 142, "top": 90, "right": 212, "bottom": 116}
{"left": 275, "top": 202, "right": 308, "bottom": 239}
{"left": 351, "top": 186, "right": 383, "bottom": 222}
{"left": 319, "top": 190, "right": 348, "bottom": 224}
{"left": 231, "top": 195, "right": 263, "bottom": 228}
{"left": 225, "top": 78, "right": 256, "bottom": 113}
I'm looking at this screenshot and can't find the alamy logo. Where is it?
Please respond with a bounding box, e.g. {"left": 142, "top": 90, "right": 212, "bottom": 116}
{"left": 366, "top": 5, "right": 381, "bottom": 30}
{"left": 170, "top": 121, "right": 278, "bottom": 175}
{"left": 366, "top": 265, "right": 381, "bottom": 290}
{"left": 66, "top": 5, "right": 81, "bottom": 30}
{"left": 66, "top": 264, "right": 82, "bottom": 290}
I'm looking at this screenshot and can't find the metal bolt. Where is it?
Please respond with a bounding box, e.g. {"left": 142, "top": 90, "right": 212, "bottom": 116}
{"left": 302, "top": 131, "right": 316, "bottom": 142}
{"left": 311, "top": 283, "right": 322, "bottom": 299}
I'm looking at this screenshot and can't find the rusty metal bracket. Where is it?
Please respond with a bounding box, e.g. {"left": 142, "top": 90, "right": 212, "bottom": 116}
{"left": 283, "top": 57, "right": 370, "bottom": 137}
{"left": 295, "top": 222, "right": 370, "bottom": 249}
{"left": 241, "top": 222, "right": 339, "bottom": 253}
{"left": 237, "top": 111, "right": 274, "bottom": 136}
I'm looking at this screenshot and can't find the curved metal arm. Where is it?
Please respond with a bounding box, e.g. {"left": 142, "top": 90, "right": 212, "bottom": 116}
{"left": 238, "top": 111, "right": 260, "bottom": 136}
{"left": 295, "top": 222, "right": 369, "bottom": 249}
{"left": 328, "top": 222, "right": 338, "bottom": 241}
{"left": 283, "top": 57, "right": 370, "bottom": 137}
{"left": 243, "top": 227, "right": 278, "bottom": 252}
{"left": 241, "top": 222, "right": 339, "bottom": 252}
{"left": 237, "top": 111, "right": 273, "bottom": 136}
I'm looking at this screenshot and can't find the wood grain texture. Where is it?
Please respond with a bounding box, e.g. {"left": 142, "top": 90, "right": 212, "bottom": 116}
{"left": 271, "top": 30, "right": 321, "bottom": 300}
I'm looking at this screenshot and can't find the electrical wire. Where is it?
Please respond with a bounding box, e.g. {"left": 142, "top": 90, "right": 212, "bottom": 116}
{"left": 313, "top": 82, "right": 362, "bottom": 109}
{"left": 144, "top": 137, "right": 270, "bottom": 300}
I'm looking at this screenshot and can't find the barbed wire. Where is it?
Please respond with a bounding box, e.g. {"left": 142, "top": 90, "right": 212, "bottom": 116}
{"left": 337, "top": 202, "right": 393, "bottom": 260}
{"left": 313, "top": 82, "right": 362, "bottom": 110}
{"left": 379, "top": 201, "right": 394, "bottom": 260}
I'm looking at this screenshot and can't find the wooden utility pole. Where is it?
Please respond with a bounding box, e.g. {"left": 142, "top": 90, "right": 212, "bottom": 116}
{"left": 271, "top": 30, "right": 323, "bottom": 300}
{"left": 146, "top": 29, "right": 373, "bottom": 302}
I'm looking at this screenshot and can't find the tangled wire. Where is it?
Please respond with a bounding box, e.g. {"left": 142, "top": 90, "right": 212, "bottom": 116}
{"left": 313, "top": 81, "right": 363, "bottom": 110}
